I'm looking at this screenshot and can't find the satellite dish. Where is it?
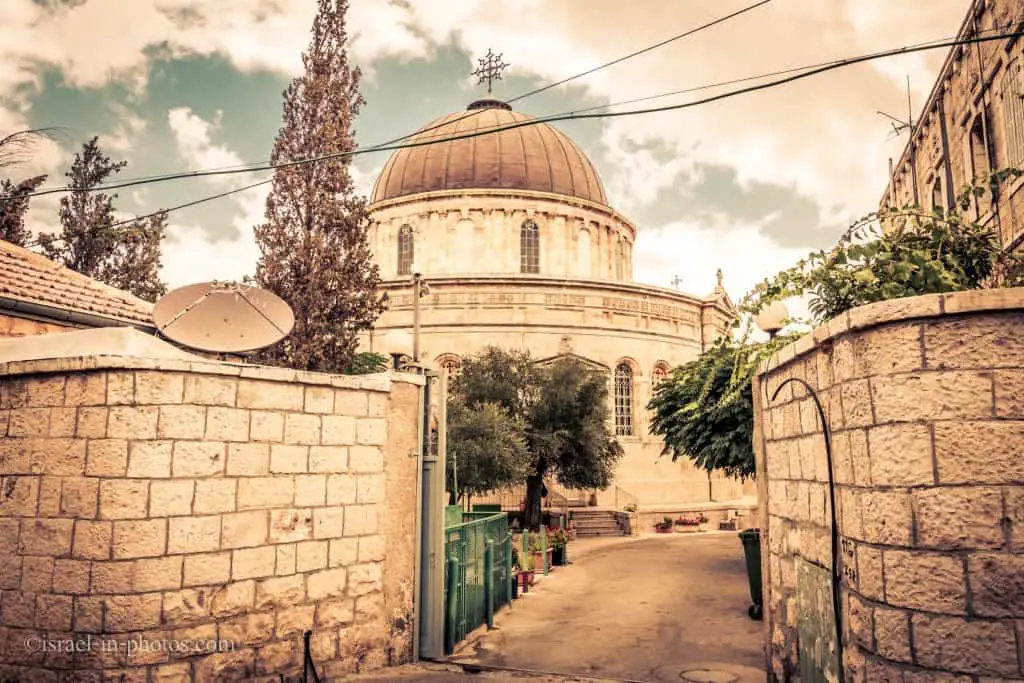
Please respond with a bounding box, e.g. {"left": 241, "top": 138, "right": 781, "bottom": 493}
{"left": 152, "top": 281, "right": 295, "bottom": 354}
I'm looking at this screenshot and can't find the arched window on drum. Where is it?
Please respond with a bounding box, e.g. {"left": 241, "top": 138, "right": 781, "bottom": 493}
{"left": 521, "top": 220, "right": 540, "bottom": 274}
{"left": 614, "top": 363, "right": 634, "bottom": 436}
{"left": 397, "top": 225, "right": 414, "bottom": 276}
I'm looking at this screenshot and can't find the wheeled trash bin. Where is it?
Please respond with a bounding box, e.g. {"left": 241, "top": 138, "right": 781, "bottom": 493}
{"left": 739, "top": 528, "right": 763, "bottom": 620}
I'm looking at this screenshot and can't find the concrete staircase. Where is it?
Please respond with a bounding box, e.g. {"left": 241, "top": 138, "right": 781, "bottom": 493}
{"left": 571, "top": 509, "right": 626, "bottom": 537}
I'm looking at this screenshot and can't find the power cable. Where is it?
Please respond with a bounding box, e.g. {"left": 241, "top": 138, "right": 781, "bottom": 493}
{"left": 102, "top": 20, "right": 1023, "bottom": 228}
{"left": 17, "top": 1, "right": 770, "bottom": 197}
{"left": 565, "top": 19, "right": 1023, "bottom": 115}
{"left": 14, "top": 27, "right": 1023, "bottom": 205}
{"left": 505, "top": 0, "right": 772, "bottom": 103}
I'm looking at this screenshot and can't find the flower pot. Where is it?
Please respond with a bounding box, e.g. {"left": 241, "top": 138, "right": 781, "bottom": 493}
{"left": 674, "top": 524, "right": 699, "bottom": 533}
{"left": 530, "top": 548, "right": 553, "bottom": 573}
{"left": 699, "top": 522, "right": 710, "bottom": 532}
{"left": 552, "top": 546, "right": 566, "bottom": 566}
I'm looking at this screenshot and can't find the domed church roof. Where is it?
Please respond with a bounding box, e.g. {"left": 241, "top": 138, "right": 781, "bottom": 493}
{"left": 370, "top": 99, "right": 608, "bottom": 205}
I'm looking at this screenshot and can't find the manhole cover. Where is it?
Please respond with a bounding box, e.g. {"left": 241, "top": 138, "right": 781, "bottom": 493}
{"left": 679, "top": 670, "right": 739, "bottom": 683}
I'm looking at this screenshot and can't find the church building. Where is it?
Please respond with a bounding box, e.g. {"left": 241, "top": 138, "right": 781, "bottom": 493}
{"left": 361, "top": 94, "right": 753, "bottom": 511}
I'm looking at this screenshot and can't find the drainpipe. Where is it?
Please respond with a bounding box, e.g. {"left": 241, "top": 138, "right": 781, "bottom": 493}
{"left": 0, "top": 295, "right": 155, "bottom": 333}
{"left": 937, "top": 98, "right": 957, "bottom": 209}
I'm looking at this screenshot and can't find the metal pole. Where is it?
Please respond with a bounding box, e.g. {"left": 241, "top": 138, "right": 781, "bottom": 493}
{"left": 484, "top": 540, "right": 495, "bottom": 629}
{"left": 413, "top": 274, "right": 421, "bottom": 363}
{"left": 445, "top": 554, "right": 459, "bottom": 655}
{"left": 504, "top": 534, "right": 513, "bottom": 607}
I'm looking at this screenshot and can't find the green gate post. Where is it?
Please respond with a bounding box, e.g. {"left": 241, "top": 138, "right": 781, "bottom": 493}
{"left": 504, "top": 534, "right": 513, "bottom": 608}
{"left": 522, "top": 530, "right": 529, "bottom": 557}
{"left": 445, "top": 554, "right": 459, "bottom": 655}
{"left": 540, "top": 527, "right": 549, "bottom": 575}
{"left": 484, "top": 539, "right": 495, "bottom": 628}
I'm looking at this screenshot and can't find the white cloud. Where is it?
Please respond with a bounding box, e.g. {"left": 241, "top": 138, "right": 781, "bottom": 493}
{"left": 633, "top": 215, "right": 811, "bottom": 305}
{"left": 1, "top": 0, "right": 977, "bottom": 306}
{"left": 160, "top": 181, "right": 268, "bottom": 289}
{"left": 167, "top": 107, "right": 245, "bottom": 183}
{"left": 106, "top": 104, "right": 148, "bottom": 154}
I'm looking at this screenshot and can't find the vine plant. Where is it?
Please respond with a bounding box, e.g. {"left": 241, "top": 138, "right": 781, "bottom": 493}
{"left": 649, "top": 168, "right": 1024, "bottom": 480}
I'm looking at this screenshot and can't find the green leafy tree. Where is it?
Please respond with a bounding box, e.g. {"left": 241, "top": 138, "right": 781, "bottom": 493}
{"left": 0, "top": 175, "right": 46, "bottom": 246}
{"left": 449, "top": 348, "right": 622, "bottom": 529}
{"left": 446, "top": 400, "right": 532, "bottom": 502}
{"left": 37, "top": 137, "right": 167, "bottom": 301}
{"left": 342, "top": 351, "right": 390, "bottom": 375}
{"left": 649, "top": 168, "right": 1024, "bottom": 481}
{"left": 524, "top": 356, "right": 623, "bottom": 529}
{"left": 648, "top": 335, "right": 793, "bottom": 481}
{"left": 254, "top": 0, "right": 384, "bottom": 373}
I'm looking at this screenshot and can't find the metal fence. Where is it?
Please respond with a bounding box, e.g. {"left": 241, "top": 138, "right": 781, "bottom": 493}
{"left": 443, "top": 511, "right": 512, "bottom": 654}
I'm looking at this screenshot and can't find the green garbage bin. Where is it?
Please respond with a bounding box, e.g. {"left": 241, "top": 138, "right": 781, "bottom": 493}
{"left": 739, "top": 528, "right": 763, "bottom": 621}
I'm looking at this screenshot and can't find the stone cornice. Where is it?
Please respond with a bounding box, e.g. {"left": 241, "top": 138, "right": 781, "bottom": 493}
{"left": 379, "top": 273, "right": 730, "bottom": 310}
{"left": 368, "top": 188, "right": 637, "bottom": 236}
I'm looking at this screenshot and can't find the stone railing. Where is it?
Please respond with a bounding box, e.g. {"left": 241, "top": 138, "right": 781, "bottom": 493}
{"left": 753, "top": 289, "right": 1024, "bottom": 681}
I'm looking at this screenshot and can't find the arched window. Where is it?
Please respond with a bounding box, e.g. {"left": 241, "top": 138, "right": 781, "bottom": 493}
{"left": 577, "top": 229, "right": 591, "bottom": 277}
{"left": 930, "top": 177, "right": 944, "bottom": 213}
{"left": 437, "top": 354, "right": 461, "bottom": 381}
{"left": 614, "top": 363, "right": 633, "bottom": 436}
{"left": 1002, "top": 59, "right": 1024, "bottom": 166}
{"left": 397, "top": 225, "right": 414, "bottom": 276}
{"left": 652, "top": 362, "right": 670, "bottom": 387}
{"left": 521, "top": 220, "right": 540, "bottom": 273}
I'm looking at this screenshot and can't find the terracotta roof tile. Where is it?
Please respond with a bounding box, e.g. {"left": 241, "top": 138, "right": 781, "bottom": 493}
{"left": 0, "top": 239, "right": 154, "bottom": 326}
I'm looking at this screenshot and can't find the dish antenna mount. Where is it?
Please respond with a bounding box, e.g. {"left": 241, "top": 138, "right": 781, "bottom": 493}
{"left": 152, "top": 281, "right": 295, "bottom": 354}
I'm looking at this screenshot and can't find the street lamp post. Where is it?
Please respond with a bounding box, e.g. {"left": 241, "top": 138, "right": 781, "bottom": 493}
{"left": 411, "top": 262, "right": 430, "bottom": 366}
{"left": 754, "top": 300, "right": 789, "bottom": 340}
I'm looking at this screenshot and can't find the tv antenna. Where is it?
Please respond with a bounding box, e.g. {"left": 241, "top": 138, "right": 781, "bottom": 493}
{"left": 152, "top": 281, "right": 295, "bottom": 354}
{"left": 878, "top": 75, "right": 916, "bottom": 141}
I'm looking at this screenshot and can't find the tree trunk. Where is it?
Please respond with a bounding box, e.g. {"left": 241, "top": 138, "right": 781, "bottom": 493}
{"left": 524, "top": 474, "right": 544, "bottom": 530}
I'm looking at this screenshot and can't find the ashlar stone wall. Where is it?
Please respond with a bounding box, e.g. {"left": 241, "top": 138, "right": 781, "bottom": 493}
{"left": 0, "top": 355, "right": 422, "bottom": 682}
{"left": 753, "top": 289, "right": 1024, "bottom": 682}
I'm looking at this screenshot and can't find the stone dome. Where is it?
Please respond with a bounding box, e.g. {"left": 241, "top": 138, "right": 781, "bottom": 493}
{"left": 370, "top": 99, "right": 608, "bottom": 205}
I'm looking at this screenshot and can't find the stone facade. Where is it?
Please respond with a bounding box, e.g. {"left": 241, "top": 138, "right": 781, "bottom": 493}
{"left": 363, "top": 274, "right": 748, "bottom": 507}
{"left": 0, "top": 355, "right": 422, "bottom": 682}
{"left": 753, "top": 288, "right": 1024, "bottom": 681}
{"left": 369, "top": 189, "right": 635, "bottom": 281}
{"left": 880, "top": 0, "right": 1024, "bottom": 249}
{"left": 0, "top": 312, "right": 74, "bottom": 338}
{"left": 359, "top": 97, "right": 756, "bottom": 513}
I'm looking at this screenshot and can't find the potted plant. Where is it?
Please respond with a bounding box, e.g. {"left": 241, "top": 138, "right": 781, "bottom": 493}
{"left": 654, "top": 516, "right": 674, "bottom": 533}
{"left": 674, "top": 515, "right": 704, "bottom": 533}
{"left": 528, "top": 533, "right": 553, "bottom": 574}
{"left": 548, "top": 527, "right": 569, "bottom": 566}
{"left": 517, "top": 553, "right": 536, "bottom": 590}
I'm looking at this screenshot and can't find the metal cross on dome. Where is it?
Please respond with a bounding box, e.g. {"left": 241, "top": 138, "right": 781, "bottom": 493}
{"left": 472, "top": 49, "right": 509, "bottom": 95}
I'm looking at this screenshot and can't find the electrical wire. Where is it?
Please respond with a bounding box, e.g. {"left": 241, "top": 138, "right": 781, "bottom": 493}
{"left": 505, "top": 0, "right": 772, "bottom": 103}
{"left": 78, "top": 20, "right": 1024, "bottom": 231}
{"left": 14, "top": 27, "right": 1023, "bottom": 205}
{"left": 566, "top": 19, "right": 1023, "bottom": 115}
{"left": 15, "top": 0, "right": 771, "bottom": 198}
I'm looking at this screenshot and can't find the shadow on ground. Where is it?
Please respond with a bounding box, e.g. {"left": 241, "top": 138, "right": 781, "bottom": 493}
{"left": 449, "top": 533, "right": 765, "bottom": 682}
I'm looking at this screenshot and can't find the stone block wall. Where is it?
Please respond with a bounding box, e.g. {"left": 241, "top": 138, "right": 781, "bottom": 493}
{"left": 753, "top": 289, "right": 1024, "bottom": 681}
{"left": 0, "top": 355, "right": 422, "bottom": 682}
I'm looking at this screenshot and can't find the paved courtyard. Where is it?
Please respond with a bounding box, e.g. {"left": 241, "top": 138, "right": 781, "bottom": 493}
{"left": 338, "top": 533, "right": 765, "bottom": 682}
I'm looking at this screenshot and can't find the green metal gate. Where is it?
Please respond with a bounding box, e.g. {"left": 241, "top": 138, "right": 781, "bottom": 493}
{"left": 443, "top": 511, "right": 512, "bottom": 654}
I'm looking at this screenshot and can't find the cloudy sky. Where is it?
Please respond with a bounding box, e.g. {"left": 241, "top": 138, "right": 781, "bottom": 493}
{"left": 1, "top": 0, "right": 973, "bottom": 303}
